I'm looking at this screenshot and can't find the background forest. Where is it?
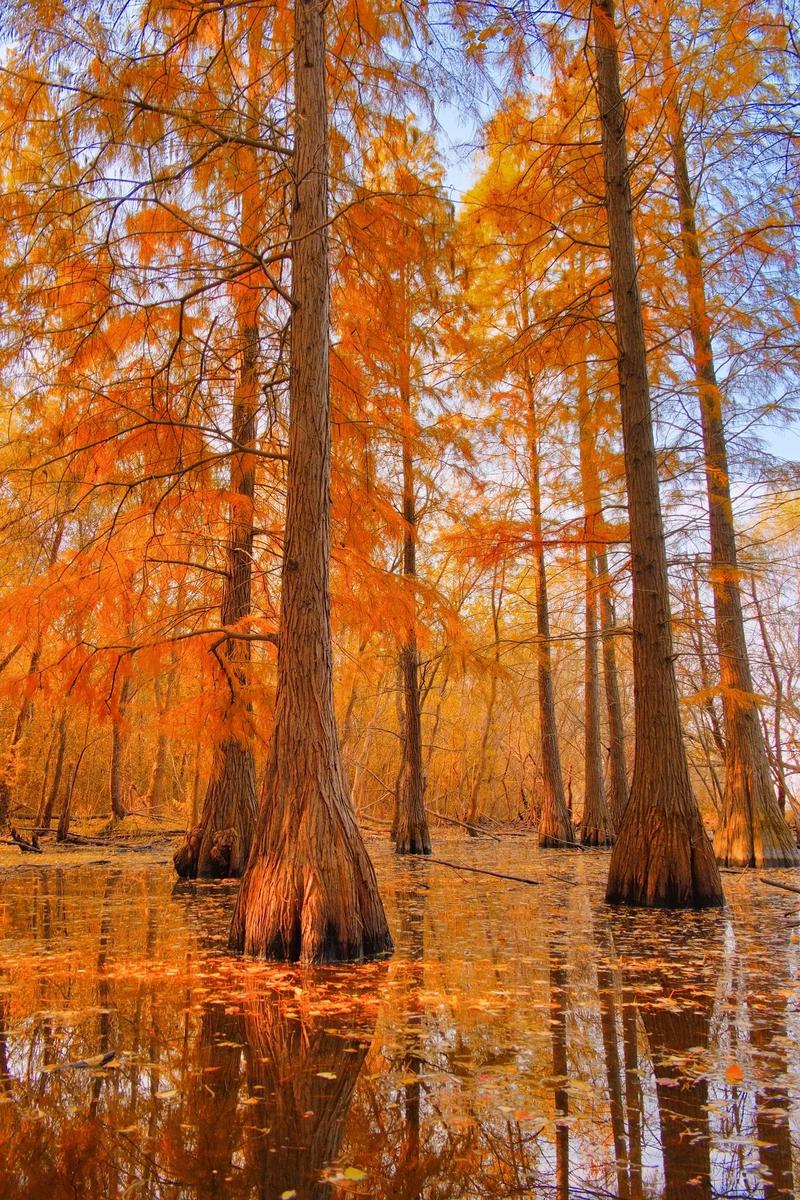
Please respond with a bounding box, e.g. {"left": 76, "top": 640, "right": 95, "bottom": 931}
{"left": 0, "top": 0, "right": 798, "bottom": 865}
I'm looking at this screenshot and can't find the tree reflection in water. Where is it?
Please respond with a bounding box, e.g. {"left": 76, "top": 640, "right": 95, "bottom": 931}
{"left": 611, "top": 908, "right": 723, "bottom": 1200}
{"left": 0, "top": 849, "right": 798, "bottom": 1199}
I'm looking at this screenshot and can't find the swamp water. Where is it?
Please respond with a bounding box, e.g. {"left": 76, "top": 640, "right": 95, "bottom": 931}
{"left": 0, "top": 837, "right": 797, "bottom": 1199}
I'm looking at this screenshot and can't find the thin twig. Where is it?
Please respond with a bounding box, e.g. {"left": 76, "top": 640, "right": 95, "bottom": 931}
{"left": 426, "top": 857, "right": 540, "bottom": 886}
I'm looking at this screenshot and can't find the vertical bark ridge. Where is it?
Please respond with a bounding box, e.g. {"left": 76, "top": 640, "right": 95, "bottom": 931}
{"left": 229, "top": 0, "right": 392, "bottom": 963}
{"left": 592, "top": 0, "right": 723, "bottom": 907}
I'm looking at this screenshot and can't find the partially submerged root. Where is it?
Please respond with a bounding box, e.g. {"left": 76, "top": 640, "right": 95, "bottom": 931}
{"left": 713, "top": 764, "right": 800, "bottom": 869}
{"left": 539, "top": 791, "right": 576, "bottom": 850}
{"left": 606, "top": 803, "right": 723, "bottom": 908}
{"left": 174, "top": 825, "right": 243, "bottom": 880}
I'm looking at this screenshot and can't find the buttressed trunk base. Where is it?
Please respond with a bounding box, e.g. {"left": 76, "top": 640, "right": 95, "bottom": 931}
{"left": 227, "top": 0, "right": 391, "bottom": 963}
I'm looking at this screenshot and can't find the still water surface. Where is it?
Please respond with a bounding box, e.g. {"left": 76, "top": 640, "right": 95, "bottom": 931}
{"left": 0, "top": 838, "right": 797, "bottom": 1199}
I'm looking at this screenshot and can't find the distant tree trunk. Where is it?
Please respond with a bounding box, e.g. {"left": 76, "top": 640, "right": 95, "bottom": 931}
{"left": 37, "top": 710, "right": 67, "bottom": 832}
{"left": 0, "top": 646, "right": 41, "bottom": 830}
{"left": 394, "top": 272, "right": 431, "bottom": 856}
{"left": 465, "top": 565, "right": 503, "bottom": 835}
{"left": 228, "top": 0, "right": 392, "bottom": 963}
{"left": 57, "top": 728, "right": 89, "bottom": 842}
{"left": 146, "top": 672, "right": 174, "bottom": 820}
{"left": 525, "top": 383, "right": 574, "bottom": 849}
{"left": 592, "top": 0, "right": 722, "bottom": 907}
{"left": 576, "top": 361, "right": 628, "bottom": 829}
{"left": 749, "top": 577, "right": 793, "bottom": 822}
{"left": 174, "top": 18, "right": 265, "bottom": 880}
{"left": 0, "top": 518, "right": 64, "bottom": 831}
{"left": 582, "top": 547, "right": 615, "bottom": 845}
{"left": 687, "top": 563, "right": 726, "bottom": 761}
{"left": 663, "top": 33, "right": 798, "bottom": 870}
{"left": 109, "top": 674, "right": 131, "bottom": 822}
{"left": 576, "top": 360, "right": 615, "bottom": 844}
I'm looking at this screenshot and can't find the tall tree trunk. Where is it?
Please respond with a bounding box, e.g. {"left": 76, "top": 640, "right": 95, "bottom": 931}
{"left": 228, "top": 0, "right": 392, "bottom": 963}
{"left": 577, "top": 363, "right": 615, "bottom": 845}
{"left": 37, "top": 709, "right": 67, "bottom": 832}
{"left": 395, "top": 269, "right": 431, "bottom": 855}
{"left": 465, "top": 565, "right": 502, "bottom": 835}
{"left": 750, "top": 576, "right": 793, "bottom": 822}
{"left": 592, "top": 0, "right": 723, "bottom": 907}
{"left": 175, "top": 14, "right": 263, "bottom": 879}
{"left": 582, "top": 547, "right": 615, "bottom": 845}
{"left": 0, "top": 517, "right": 64, "bottom": 830}
{"left": 576, "top": 361, "right": 628, "bottom": 829}
{"left": 664, "top": 31, "right": 798, "bottom": 869}
{"left": 525, "top": 386, "right": 574, "bottom": 849}
{"left": 109, "top": 674, "right": 131, "bottom": 821}
{"left": 0, "top": 646, "right": 41, "bottom": 830}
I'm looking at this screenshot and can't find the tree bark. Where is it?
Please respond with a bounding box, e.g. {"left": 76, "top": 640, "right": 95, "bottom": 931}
{"left": 394, "top": 268, "right": 431, "bottom": 855}
{"left": 592, "top": 0, "right": 723, "bottom": 906}
{"left": 576, "top": 360, "right": 628, "bottom": 830}
{"left": 574, "top": 364, "right": 615, "bottom": 843}
{"left": 0, "top": 646, "right": 41, "bottom": 830}
{"left": 465, "top": 565, "right": 502, "bottom": 836}
{"left": 37, "top": 710, "right": 67, "bottom": 832}
{"left": 663, "top": 32, "right": 798, "bottom": 869}
{"left": 109, "top": 674, "right": 131, "bottom": 822}
{"left": 525, "top": 386, "right": 574, "bottom": 849}
{"left": 581, "top": 545, "right": 615, "bottom": 845}
{"left": 228, "top": 0, "right": 392, "bottom": 963}
{"left": 174, "top": 13, "right": 265, "bottom": 879}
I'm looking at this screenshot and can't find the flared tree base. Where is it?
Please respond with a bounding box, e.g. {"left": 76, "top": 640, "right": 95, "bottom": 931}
{"left": 174, "top": 737, "right": 257, "bottom": 880}
{"left": 539, "top": 793, "right": 576, "bottom": 850}
{"left": 581, "top": 824, "right": 615, "bottom": 848}
{"left": 713, "top": 778, "right": 800, "bottom": 869}
{"left": 606, "top": 800, "right": 723, "bottom": 908}
{"left": 229, "top": 758, "right": 393, "bottom": 964}
{"left": 395, "top": 833, "right": 432, "bottom": 855}
{"left": 394, "top": 805, "right": 432, "bottom": 856}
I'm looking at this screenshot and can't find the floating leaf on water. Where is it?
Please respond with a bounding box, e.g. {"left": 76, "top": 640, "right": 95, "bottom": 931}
{"left": 724, "top": 1063, "right": 745, "bottom": 1085}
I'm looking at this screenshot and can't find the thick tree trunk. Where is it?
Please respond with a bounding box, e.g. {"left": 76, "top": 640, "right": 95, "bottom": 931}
{"left": 228, "top": 0, "right": 392, "bottom": 963}
{"left": 664, "top": 36, "right": 798, "bottom": 869}
{"left": 526, "top": 389, "right": 574, "bottom": 849}
{"left": 576, "top": 362, "right": 628, "bottom": 829}
{"left": 394, "top": 279, "right": 431, "bottom": 856}
{"left": 593, "top": 0, "right": 722, "bottom": 907}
